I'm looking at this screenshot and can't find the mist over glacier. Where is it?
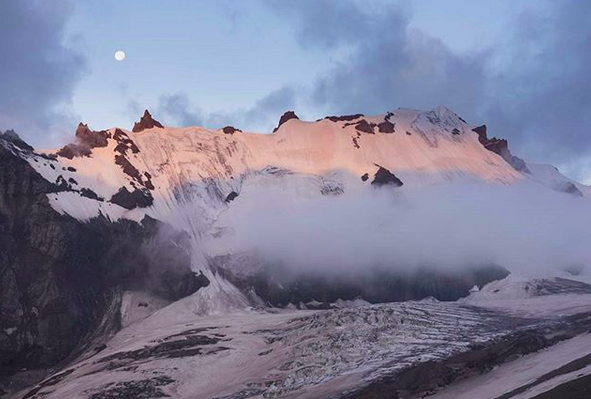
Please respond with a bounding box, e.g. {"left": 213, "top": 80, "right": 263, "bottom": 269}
{"left": 229, "top": 180, "right": 591, "bottom": 275}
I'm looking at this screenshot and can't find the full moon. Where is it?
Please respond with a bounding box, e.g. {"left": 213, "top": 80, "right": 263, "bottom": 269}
{"left": 114, "top": 50, "right": 126, "bottom": 61}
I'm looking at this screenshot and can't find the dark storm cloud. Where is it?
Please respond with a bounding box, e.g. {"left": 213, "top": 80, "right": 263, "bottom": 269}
{"left": 263, "top": 0, "right": 591, "bottom": 182}
{"left": 154, "top": 87, "right": 296, "bottom": 131}
{"left": 264, "top": 0, "right": 488, "bottom": 117}
{"left": 0, "top": 0, "right": 86, "bottom": 146}
{"left": 484, "top": 0, "right": 591, "bottom": 176}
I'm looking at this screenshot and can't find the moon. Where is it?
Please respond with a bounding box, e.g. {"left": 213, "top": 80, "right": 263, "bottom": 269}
{"left": 114, "top": 50, "right": 126, "bottom": 61}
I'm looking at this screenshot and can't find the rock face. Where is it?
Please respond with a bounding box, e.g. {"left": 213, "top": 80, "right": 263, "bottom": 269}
{"left": 132, "top": 110, "right": 164, "bottom": 133}
{"left": 273, "top": 111, "right": 299, "bottom": 132}
{"left": 325, "top": 114, "right": 364, "bottom": 122}
{"left": 220, "top": 263, "right": 509, "bottom": 307}
{"left": 75, "top": 123, "right": 109, "bottom": 148}
{"left": 473, "top": 125, "right": 530, "bottom": 173}
{"left": 110, "top": 187, "right": 154, "bottom": 209}
{"left": 0, "top": 130, "right": 33, "bottom": 151}
{"left": 56, "top": 123, "right": 110, "bottom": 159}
{"left": 0, "top": 138, "right": 204, "bottom": 375}
{"left": 222, "top": 126, "right": 242, "bottom": 135}
{"left": 225, "top": 191, "right": 239, "bottom": 203}
{"left": 377, "top": 120, "right": 395, "bottom": 133}
{"left": 353, "top": 119, "right": 376, "bottom": 134}
{"left": 371, "top": 166, "right": 404, "bottom": 187}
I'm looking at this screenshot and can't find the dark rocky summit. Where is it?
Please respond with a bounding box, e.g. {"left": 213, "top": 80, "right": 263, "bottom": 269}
{"left": 472, "top": 125, "right": 530, "bottom": 173}
{"left": 273, "top": 111, "right": 299, "bottom": 133}
{"left": 0, "top": 137, "right": 204, "bottom": 382}
{"left": 371, "top": 166, "right": 404, "bottom": 187}
{"left": 132, "top": 110, "right": 164, "bottom": 133}
{"left": 0, "top": 130, "right": 33, "bottom": 151}
{"left": 222, "top": 126, "right": 242, "bottom": 135}
{"left": 56, "top": 123, "right": 110, "bottom": 159}
{"left": 325, "top": 114, "right": 364, "bottom": 122}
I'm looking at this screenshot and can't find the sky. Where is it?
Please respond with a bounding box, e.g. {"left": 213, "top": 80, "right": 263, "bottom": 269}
{"left": 1, "top": 0, "right": 590, "bottom": 183}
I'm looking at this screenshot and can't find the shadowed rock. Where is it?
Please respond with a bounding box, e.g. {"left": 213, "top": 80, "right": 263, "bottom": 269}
{"left": 75, "top": 123, "right": 109, "bottom": 148}
{"left": 562, "top": 182, "right": 584, "bottom": 196}
{"left": 87, "top": 376, "right": 175, "bottom": 399}
{"left": 472, "top": 125, "right": 530, "bottom": 173}
{"left": 80, "top": 188, "right": 104, "bottom": 201}
{"left": 222, "top": 126, "right": 242, "bottom": 135}
{"left": 0, "top": 130, "right": 34, "bottom": 151}
{"left": 113, "top": 129, "right": 140, "bottom": 155}
{"left": 325, "top": 114, "right": 364, "bottom": 122}
{"left": 371, "top": 166, "right": 403, "bottom": 187}
{"left": 378, "top": 120, "right": 395, "bottom": 133}
{"left": 110, "top": 187, "right": 153, "bottom": 209}
{"left": 56, "top": 143, "right": 91, "bottom": 159}
{"left": 273, "top": 111, "right": 299, "bottom": 133}
{"left": 0, "top": 144, "right": 203, "bottom": 379}
{"left": 132, "top": 110, "right": 164, "bottom": 133}
{"left": 225, "top": 191, "right": 239, "bottom": 203}
{"left": 56, "top": 123, "right": 110, "bottom": 159}
{"left": 354, "top": 119, "right": 376, "bottom": 134}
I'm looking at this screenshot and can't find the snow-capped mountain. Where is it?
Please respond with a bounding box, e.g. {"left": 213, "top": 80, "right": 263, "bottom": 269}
{"left": 1, "top": 106, "right": 590, "bottom": 398}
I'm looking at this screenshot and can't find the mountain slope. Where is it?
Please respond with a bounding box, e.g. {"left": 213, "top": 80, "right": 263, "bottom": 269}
{"left": 1, "top": 105, "right": 589, "bottom": 397}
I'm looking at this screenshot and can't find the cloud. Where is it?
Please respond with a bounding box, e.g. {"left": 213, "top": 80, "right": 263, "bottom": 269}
{"left": 152, "top": 86, "right": 296, "bottom": 132}
{"left": 264, "top": 0, "right": 489, "bottom": 119}
{"left": 158, "top": 94, "right": 205, "bottom": 127}
{"left": 231, "top": 181, "right": 591, "bottom": 276}
{"left": 263, "top": 0, "right": 591, "bottom": 182}
{"left": 0, "top": 0, "right": 87, "bottom": 146}
{"left": 483, "top": 0, "right": 591, "bottom": 178}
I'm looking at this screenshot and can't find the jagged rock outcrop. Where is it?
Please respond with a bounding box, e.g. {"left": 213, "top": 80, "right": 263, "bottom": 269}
{"left": 132, "top": 110, "right": 164, "bottom": 133}
{"left": 222, "top": 126, "right": 242, "bottom": 135}
{"left": 562, "top": 182, "right": 584, "bottom": 197}
{"left": 325, "top": 114, "right": 364, "bottom": 122}
{"left": 371, "top": 166, "right": 403, "bottom": 187}
{"left": 472, "top": 125, "right": 530, "bottom": 173}
{"left": 110, "top": 187, "right": 153, "bottom": 209}
{"left": 218, "top": 263, "right": 509, "bottom": 307}
{"left": 377, "top": 120, "right": 395, "bottom": 133}
{"left": 75, "top": 123, "right": 109, "bottom": 148}
{"left": 225, "top": 191, "right": 239, "bottom": 203}
{"left": 353, "top": 119, "right": 376, "bottom": 134}
{"left": 56, "top": 123, "right": 110, "bottom": 159}
{"left": 273, "top": 111, "right": 299, "bottom": 132}
{"left": 0, "top": 138, "right": 203, "bottom": 377}
{"left": 0, "top": 130, "right": 33, "bottom": 151}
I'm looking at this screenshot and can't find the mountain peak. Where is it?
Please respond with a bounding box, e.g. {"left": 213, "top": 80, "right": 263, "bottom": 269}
{"left": 273, "top": 110, "right": 299, "bottom": 132}
{"left": 0, "top": 129, "right": 33, "bottom": 151}
{"left": 132, "top": 109, "right": 164, "bottom": 133}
